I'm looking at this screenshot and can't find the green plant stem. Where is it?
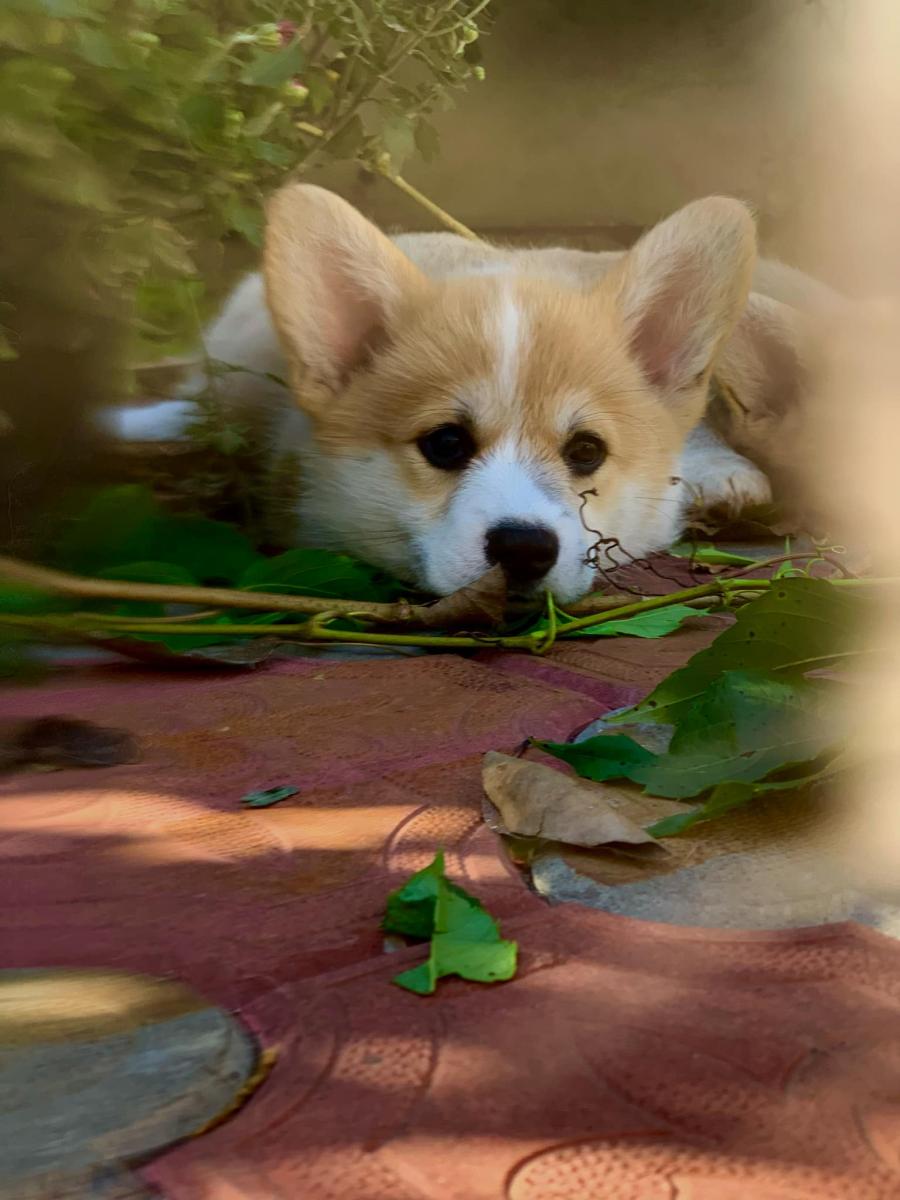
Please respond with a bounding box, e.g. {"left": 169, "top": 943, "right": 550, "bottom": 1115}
{"left": 375, "top": 164, "right": 479, "bottom": 240}
{"left": 719, "top": 550, "right": 856, "bottom": 580}
{"left": 558, "top": 580, "right": 737, "bottom": 634}
{"left": 0, "top": 553, "right": 634, "bottom": 623}
{"left": 287, "top": 123, "right": 480, "bottom": 241}
{"left": 2, "top": 562, "right": 893, "bottom": 656}
{"left": 0, "top": 612, "right": 539, "bottom": 653}
{"left": 0, "top": 553, "right": 424, "bottom": 619}
{"left": 555, "top": 575, "right": 886, "bottom": 636}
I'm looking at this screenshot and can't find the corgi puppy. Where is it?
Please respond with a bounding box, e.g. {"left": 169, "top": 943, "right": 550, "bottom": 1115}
{"left": 110, "top": 185, "right": 837, "bottom": 601}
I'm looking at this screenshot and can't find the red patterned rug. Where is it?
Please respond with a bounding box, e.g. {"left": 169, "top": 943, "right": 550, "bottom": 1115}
{"left": 2, "top": 627, "right": 899, "bottom": 1198}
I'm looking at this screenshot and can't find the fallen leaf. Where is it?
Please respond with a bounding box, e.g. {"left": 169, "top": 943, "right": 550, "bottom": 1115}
{"left": 528, "top": 602, "right": 710, "bottom": 641}
{"left": 532, "top": 734, "right": 657, "bottom": 784}
{"left": 241, "top": 785, "right": 299, "bottom": 808}
{"left": 637, "top": 671, "right": 837, "bottom": 799}
{"left": 383, "top": 851, "right": 517, "bottom": 995}
{"left": 482, "top": 752, "right": 660, "bottom": 847}
{"left": 417, "top": 566, "right": 507, "bottom": 629}
{"left": 574, "top": 604, "right": 710, "bottom": 638}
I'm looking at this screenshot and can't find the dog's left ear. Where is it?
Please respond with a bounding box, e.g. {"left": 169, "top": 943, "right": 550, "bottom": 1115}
{"left": 607, "top": 196, "right": 756, "bottom": 426}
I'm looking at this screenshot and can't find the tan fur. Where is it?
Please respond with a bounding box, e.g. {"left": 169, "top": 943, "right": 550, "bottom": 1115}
{"left": 256, "top": 185, "right": 757, "bottom": 598}
{"left": 392, "top": 224, "right": 841, "bottom": 492}
{"left": 114, "top": 185, "right": 811, "bottom": 598}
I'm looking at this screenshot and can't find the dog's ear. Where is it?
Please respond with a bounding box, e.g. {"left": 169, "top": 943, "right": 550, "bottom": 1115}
{"left": 264, "top": 184, "right": 428, "bottom": 408}
{"left": 606, "top": 197, "right": 756, "bottom": 426}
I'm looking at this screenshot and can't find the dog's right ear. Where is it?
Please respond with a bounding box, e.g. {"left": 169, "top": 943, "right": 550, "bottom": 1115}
{"left": 264, "top": 184, "right": 428, "bottom": 409}
{"left": 603, "top": 196, "right": 756, "bottom": 430}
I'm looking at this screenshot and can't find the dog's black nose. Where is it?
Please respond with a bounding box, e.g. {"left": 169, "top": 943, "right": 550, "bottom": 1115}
{"left": 485, "top": 522, "right": 559, "bottom": 585}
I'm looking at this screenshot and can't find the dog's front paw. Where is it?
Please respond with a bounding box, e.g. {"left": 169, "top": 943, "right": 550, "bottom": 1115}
{"left": 685, "top": 453, "right": 774, "bottom": 517}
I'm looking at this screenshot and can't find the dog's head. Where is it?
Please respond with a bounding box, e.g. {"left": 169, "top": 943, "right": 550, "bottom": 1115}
{"left": 264, "top": 185, "right": 755, "bottom": 601}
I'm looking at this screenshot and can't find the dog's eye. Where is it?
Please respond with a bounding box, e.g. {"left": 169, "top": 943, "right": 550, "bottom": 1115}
{"left": 563, "top": 432, "right": 608, "bottom": 475}
{"left": 417, "top": 423, "right": 476, "bottom": 470}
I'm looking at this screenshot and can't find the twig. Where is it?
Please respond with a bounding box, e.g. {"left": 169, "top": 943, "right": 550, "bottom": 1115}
{"left": 0, "top": 554, "right": 635, "bottom": 625}
{"left": 0, "top": 554, "right": 397, "bottom": 617}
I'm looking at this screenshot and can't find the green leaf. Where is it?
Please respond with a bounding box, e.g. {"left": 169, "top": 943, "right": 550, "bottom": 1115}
{"left": 75, "top": 28, "right": 129, "bottom": 69}
{"left": 96, "top": 561, "right": 198, "bottom": 587}
{"left": 240, "top": 41, "right": 305, "bottom": 88}
{"left": 646, "top": 781, "right": 757, "bottom": 837}
{"left": 238, "top": 548, "right": 406, "bottom": 602}
{"left": 179, "top": 94, "right": 226, "bottom": 141}
{"left": 305, "top": 67, "right": 334, "bottom": 115}
{"left": 383, "top": 849, "right": 447, "bottom": 939}
{"left": 224, "top": 196, "right": 263, "bottom": 245}
{"left": 530, "top": 601, "right": 708, "bottom": 642}
{"left": 646, "top": 751, "right": 849, "bottom": 836}
{"left": 57, "top": 486, "right": 258, "bottom": 584}
{"left": 0, "top": 583, "right": 68, "bottom": 614}
{"left": 56, "top": 485, "right": 160, "bottom": 573}
{"left": 384, "top": 852, "right": 518, "bottom": 995}
{"left": 541, "top": 673, "right": 834, "bottom": 803}
{"left": 615, "top": 579, "right": 860, "bottom": 725}
{"left": 241, "top": 785, "right": 299, "bottom": 808}
{"left": 146, "top": 516, "right": 258, "bottom": 585}
{"left": 327, "top": 113, "right": 364, "bottom": 159}
{"left": 569, "top": 604, "right": 710, "bottom": 639}
{"left": 534, "top": 734, "right": 657, "bottom": 783}
{"left": 637, "top": 670, "right": 835, "bottom": 799}
{"left": 381, "top": 113, "right": 415, "bottom": 169}
{"left": 250, "top": 138, "right": 293, "bottom": 167}
{"left": 669, "top": 542, "right": 758, "bottom": 566}
{"left": 414, "top": 118, "right": 441, "bottom": 162}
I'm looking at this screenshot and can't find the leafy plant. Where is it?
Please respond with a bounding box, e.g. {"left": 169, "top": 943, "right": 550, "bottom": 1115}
{"left": 1, "top": 0, "right": 490, "bottom": 341}
{"left": 383, "top": 850, "right": 517, "bottom": 995}
{"left": 538, "top": 598, "right": 709, "bottom": 640}
{"left": 0, "top": 0, "right": 491, "bottom": 546}
{"left": 537, "top": 578, "right": 859, "bottom": 834}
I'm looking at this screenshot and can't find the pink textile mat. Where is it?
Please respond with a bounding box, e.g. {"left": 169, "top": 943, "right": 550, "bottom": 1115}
{"left": 2, "top": 630, "right": 899, "bottom": 1198}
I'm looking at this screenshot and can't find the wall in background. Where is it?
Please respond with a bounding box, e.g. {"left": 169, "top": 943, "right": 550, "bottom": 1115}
{"left": 315, "top": 0, "right": 848, "bottom": 279}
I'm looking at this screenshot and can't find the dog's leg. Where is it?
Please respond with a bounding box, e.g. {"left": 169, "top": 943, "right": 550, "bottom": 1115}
{"left": 679, "top": 420, "right": 773, "bottom": 515}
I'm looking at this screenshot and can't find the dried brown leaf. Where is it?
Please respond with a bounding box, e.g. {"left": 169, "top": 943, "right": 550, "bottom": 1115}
{"left": 417, "top": 566, "right": 507, "bottom": 629}
{"left": 482, "top": 751, "right": 661, "bottom": 848}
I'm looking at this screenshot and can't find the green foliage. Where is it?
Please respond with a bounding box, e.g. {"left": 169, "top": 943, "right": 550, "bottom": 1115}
{"left": 669, "top": 542, "right": 757, "bottom": 566}
{"left": 535, "top": 733, "right": 657, "bottom": 783}
{"left": 526, "top": 598, "right": 709, "bottom": 643}
{"left": 0, "top": 0, "right": 492, "bottom": 359}
{"left": 6, "top": 484, "right": 410, "bottom": 651}
{"left": 56, "top": 485, "right": 257, "bottom": 583}
{"left": 565, "top": 602, "right": 708, "bottom": 639}
{"left": 616, "top": 578, "right": 859, "bottom": 725}
{"left": 384, "top": 851, "right": 517, "bottom": 995}
{"left": 239, "top": 546, "right": 406, "bottom": 602}
{"left": 538, "top": 579, "right": 858, "bottom": 835}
